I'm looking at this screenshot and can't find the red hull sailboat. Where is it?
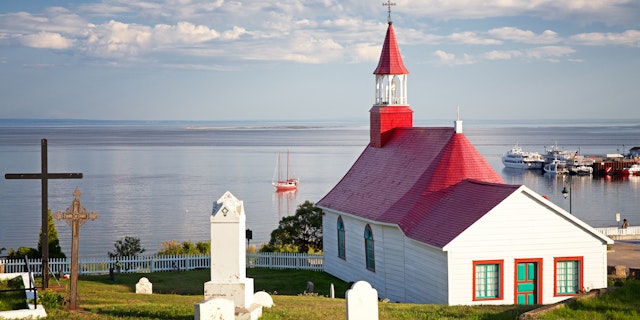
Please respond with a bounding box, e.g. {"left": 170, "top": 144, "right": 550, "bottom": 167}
{"left": 273, "top": 151, "right": 298, "bottom": 191}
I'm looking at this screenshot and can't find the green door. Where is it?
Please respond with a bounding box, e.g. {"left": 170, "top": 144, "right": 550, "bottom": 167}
{"left": 516, "top": 262, "right": 538, "bottom": 305}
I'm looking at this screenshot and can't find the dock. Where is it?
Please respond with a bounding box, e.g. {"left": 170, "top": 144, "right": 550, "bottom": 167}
{"left": 592, "top": 158, "right": 637, "bottom": 176}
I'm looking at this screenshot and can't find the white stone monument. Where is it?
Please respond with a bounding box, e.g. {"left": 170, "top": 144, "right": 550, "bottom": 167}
{"left": 346, "top": 281, "right": 379, "bottom": 320}
{"left": 135, "top": 277, "right": 152, "bottom": 294}
{"left": 199, "top": 191, "right": 264, "bottom": 320}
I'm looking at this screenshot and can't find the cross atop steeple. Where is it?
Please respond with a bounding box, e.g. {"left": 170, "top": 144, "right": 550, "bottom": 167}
{"left": 383, "top": 1, "right": 396, "bottom": 23}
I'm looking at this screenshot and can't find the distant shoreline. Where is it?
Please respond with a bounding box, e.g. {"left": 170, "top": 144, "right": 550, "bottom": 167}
{"left": 1, "top": 118, "right": 639, "bottom": 128}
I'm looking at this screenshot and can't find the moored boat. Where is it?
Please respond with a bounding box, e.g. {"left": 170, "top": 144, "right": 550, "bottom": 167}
{"left": 272, "top": 150, "right": 299, "bottom": 191}
{"left": 622, "top": 164, "right": 640, "bottom": 176}
{"left": 544, "top": 143, "right": 595, "bottom": 175}
{"left": 570, "top": 165, "right": 593, "bottom": 176}
{"left": 501, "top": 145, "right": 545, "bottom": 170}
{"left": 544, "top": 159, "right": 569, "bottom": 174}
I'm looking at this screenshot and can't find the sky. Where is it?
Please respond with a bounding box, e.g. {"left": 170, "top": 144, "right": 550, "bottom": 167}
{"left": 1, "top": 0, "right": 639, "bottom": 122}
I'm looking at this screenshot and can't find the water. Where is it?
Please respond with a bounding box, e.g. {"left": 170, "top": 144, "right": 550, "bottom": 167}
{"left": 1, "top": 119, "right": 639, "bottom": 258}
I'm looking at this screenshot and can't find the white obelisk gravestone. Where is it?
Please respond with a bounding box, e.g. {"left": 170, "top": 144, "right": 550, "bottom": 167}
{"left": 204, "top": 191, "right": 255, "bottom": 309}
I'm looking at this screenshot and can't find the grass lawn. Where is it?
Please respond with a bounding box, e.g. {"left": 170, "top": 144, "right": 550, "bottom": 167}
{"left": 538, "top": 279, "right": 640, "bottom": 320}
{"left": 0, "top": 276, "right": 28, "bottom": 311}
{"left": 38, "top": 268, "right": 538, "bottom": 319}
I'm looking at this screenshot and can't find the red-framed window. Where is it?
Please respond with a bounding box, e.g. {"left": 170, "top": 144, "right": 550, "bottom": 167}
{"left": 554, "top": 256, "right": 584, "bottom": 296}
{"left": 472, "top": 259, "right": 504, "bottom": 301}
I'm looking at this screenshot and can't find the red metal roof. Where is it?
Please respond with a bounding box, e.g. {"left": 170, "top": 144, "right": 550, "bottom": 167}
{"left": 373, "top": 22, "right": 409, "bottom": 75}
{"left": 317, "top": 127, "right": 515, "bottom": 248}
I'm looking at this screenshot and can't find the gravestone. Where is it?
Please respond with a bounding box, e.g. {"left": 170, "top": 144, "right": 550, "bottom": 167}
{"left": 306, "top": 281, "right": 314, "bottom": 294}
{"left": 346, "top": 281, "right": 379, "bottom": 320}
{"left": 253, "top": 291, "right": 274, "bottom": 308}
{"left": 194, "top": 298, "right": 234, "bottom": 319}
{"left": 197, "top": 191, "right": 266, "bottom": 320}
{"left": 136, "top": 277, "right": 153, "bottom": 294}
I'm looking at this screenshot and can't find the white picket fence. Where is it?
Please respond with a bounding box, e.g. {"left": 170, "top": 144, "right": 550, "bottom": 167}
{"left": 247, "top": 252, "right": 323, "bottom": 271}
{"left": 594, "top": 226, "right": 640, "bottom": 237}
{"left": 0, "top": 253, "right": 323, "bottom": 276}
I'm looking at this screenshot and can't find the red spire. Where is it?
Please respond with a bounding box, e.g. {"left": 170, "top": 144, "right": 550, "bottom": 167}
{"left": 373, "top": 22, "right": 409, "bottom": 75}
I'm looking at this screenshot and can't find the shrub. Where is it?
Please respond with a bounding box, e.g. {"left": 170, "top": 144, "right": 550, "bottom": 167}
{"left": 39, "top": 291, "right": 64, "bottom": 310}
{"left": 108, "top": 236, "right": 145, "bottom": 258}
{"left": 158, "top": 240, "right": 209, "bottom": 255}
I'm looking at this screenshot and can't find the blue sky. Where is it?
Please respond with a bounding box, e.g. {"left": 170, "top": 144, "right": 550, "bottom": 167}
{"left": 1, "top": 1, "right": 639, "bottom": 121}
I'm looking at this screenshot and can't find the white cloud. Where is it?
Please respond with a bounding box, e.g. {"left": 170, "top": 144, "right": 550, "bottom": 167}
{"left": 433, "top": 50, "right": 476, "bottom": 65}
{"left": 402, "top": 0, "right": 638, "bottom": 25}
{"left": 0, "top": 0, "right": 636, "bottom": 67}
{"left": 437, "top": 45, "right": 575, "bottom": 64}
{"left": 83, "top": 20, "right": 152, "bottom": 58}
{"left": 265, "top": 34, "right": 345, "bottom": 63}
{"left": 222, "top": 26, "right": 248, "bottom": 40}
{"left": 448, "top": 31, "right": 502, "bottom": 45}
{"left": 570, "top": 30, "right": 640, "bottom": 47}
{"left": 488, "top": 27, "right": 561, "bottom": 44}
{"left": 484, "top": 50, "right": 524, "bottom": 60}
{"left": 348, "top": 42, "right": 380, "bottom": 63}
{"left": 18, "top": 32, "right": 74, "bottom": 49}
{"left": 526, "top": 45, "right": 575, "bottom": 61}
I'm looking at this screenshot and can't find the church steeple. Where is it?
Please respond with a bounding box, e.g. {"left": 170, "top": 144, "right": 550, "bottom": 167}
{"left": 370, "top": 3, "right": 413, "bottom": 148}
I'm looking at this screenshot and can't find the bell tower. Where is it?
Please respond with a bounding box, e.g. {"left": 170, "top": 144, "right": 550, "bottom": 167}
{"left": 370, "top": 2, "right": 412, "bottom": 148}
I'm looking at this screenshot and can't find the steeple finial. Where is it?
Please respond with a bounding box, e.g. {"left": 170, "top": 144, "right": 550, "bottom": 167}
{"left": 454, "top": 105, "right": 463, "bottom": 134}
{"left": 383, "top": 1, "right": 396, "bottom": 23}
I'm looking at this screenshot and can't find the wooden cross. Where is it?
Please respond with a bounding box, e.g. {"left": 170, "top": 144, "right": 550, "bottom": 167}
{"left": 5, "top": 138, "right": 82, "bottom": 289}
{"left": 55, "top": 187, "right": 98, "bottom": 310}
{"left": 383, "top": 0, "right": 396, "bottom": 23}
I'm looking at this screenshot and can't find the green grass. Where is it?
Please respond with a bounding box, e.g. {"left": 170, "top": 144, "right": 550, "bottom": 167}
{"left": 35, "top": 269, "right": 538, "bottom": 319}
{"left": 0, "top": 276, "right": 28, "bottom": 311}
{"left": 538, "top": 279, "right": 640, "bottom": 320}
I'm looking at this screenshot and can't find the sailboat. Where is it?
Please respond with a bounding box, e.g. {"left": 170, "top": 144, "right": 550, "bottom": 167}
{"left": 272, "top": 150, "right": 299, "bottom": 191}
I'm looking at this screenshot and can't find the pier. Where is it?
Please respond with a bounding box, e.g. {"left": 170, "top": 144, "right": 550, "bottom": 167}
{"left": 592, "top": 158, "right": 637, "bottom": 176}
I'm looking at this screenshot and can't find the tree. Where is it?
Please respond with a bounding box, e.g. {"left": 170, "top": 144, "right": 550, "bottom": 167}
{"left": 267, "top": 200, "right": 322, "bottom": 253}
{"left": 108, "top": 236, "right": 145, "bottom": 258}
{"left": 37, "top": 209, "right": 66, "bottom": 258}
{"left": 7, "top": 247, "right": 39, "bottom": 259}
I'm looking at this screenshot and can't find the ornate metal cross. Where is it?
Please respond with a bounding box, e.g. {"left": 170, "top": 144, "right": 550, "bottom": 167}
{"left": 383, "top": 0, "right": 396, "bottom": 22}
{"left": 5, "top": 138, "right": 83, "bottom": 289}
{"left": 55, "top": 187, "right": 98, "bottom": 310}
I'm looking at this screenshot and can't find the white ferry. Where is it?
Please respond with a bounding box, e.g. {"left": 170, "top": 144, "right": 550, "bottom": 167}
{"left": 501, "top": 145, "right": 545, "bottom": 170}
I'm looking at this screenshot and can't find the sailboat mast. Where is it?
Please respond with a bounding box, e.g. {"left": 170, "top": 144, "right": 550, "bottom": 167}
{"left": 286, "top": 150, "right": 290, "bottom": 180}
{"left": 277, "top": 152, "right": 282, "bottom": 182}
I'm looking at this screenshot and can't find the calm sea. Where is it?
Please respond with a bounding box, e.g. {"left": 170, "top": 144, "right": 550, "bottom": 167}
{"left": 1, "top": 118, "right": 639, "bottom": 258}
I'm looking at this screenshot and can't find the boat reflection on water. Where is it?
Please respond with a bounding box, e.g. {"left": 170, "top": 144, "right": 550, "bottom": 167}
{"left": 272, "top": 189, "right": 298, "bottom": 220}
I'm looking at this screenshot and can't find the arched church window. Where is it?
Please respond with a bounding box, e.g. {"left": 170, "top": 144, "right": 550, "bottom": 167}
{"left": 364, "top": 224, "right": 375, "bottom": 271}
{"left": 337, "top": 217, "right": 346, "bottom": 259}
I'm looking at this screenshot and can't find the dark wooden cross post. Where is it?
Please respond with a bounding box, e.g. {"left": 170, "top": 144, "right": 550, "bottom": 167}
{"left": 55, "top": 187, "right": 98, "bottom": 310}
{"left": 4, "top": 138, "right": 83, "bottom": 289}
